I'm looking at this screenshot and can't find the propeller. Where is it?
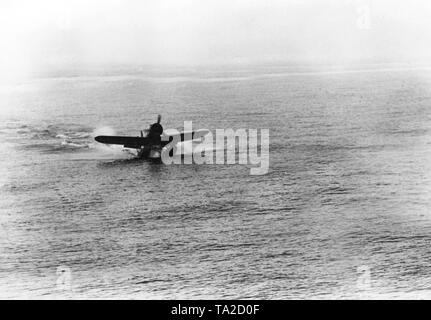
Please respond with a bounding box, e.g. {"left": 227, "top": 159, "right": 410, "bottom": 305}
{"left": 148, "top": 114, "right": 164, "bottom": 139}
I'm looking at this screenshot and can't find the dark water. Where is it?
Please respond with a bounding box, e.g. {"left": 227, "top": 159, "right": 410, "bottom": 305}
{"left": 1, "top": 65, "right": 431, "bottom": 299}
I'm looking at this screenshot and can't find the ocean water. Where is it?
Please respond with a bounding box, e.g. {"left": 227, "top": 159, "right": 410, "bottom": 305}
{"left": 1, "top": 65, "right": 431, "bottom": 299}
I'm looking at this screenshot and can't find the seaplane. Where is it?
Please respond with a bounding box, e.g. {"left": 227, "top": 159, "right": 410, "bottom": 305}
{"left": 94, "top": 115, "right": 209, "bottom": 160}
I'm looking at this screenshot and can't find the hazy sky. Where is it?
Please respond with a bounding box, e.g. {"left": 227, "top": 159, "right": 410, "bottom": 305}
{"left": 1, "top": 0, "right": 431, "bottom": 78}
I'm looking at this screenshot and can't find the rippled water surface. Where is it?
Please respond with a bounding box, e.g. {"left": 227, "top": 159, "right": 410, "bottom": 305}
{"left": 1, "top": 65, "right": 431, "bottom": 299}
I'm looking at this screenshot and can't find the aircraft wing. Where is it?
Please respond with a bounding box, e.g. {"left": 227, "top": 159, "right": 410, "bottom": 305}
{"left": 95, "top": 135, "right": 149, "bottom": 149}
{"left": 161, "top": 129, "right": 210, "bottom": 146}
{"left": 96, "top": 129, "right": 210, "bottom": 148}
